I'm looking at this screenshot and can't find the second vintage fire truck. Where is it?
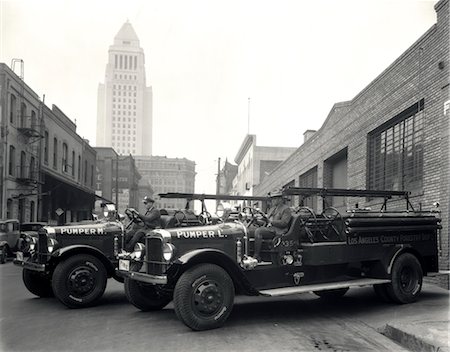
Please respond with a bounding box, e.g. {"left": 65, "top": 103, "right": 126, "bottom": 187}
{"left": 118, "top": 187, "right": 441, "bottom": 331}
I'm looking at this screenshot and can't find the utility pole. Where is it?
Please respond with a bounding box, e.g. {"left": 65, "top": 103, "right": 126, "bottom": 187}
{"left": 216, "top": 157, "right": 221, "bottom": 206}
{"left": 115, "top": 154, "right": 119, "bottom": 209}
{"left": 247, "top": 97, "right": 250, "bottom": 134}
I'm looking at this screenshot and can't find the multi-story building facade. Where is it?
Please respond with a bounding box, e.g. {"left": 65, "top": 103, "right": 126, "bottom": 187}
{"left": 255, "top": 0, "right": 449, "bottom": 287}
{"left": 233, "top": 134, "right": 297, "bottom": 197}
{"left": 94, "top": 147, "right": 118, "bottom": 204}
{"left": 1, "top": 62, "right": 97, "bottom": 224}
{"left": 96, "top": 21, "right": 153, "bottom": 156}
{"left": 134, "top": 156, "right": 196, "bottom": 210}
{"left": 0, "top": 62, "right": 42, "bottom": 222}
{"left": 217, "top": 159, "right": 237, "bottom": 195}
{"left": 41, "top": 105, "right": 96, "bottom": 224}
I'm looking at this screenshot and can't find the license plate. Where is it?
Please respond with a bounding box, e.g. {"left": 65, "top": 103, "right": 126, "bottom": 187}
{"left": 119, "top": 259, "right": 130, "bottom": 271}
{"left": 16, "top": 251, "right": 23, "bottom": 261}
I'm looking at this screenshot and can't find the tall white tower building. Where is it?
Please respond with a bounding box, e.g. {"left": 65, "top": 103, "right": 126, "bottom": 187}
{"left": 97, "top": 21, "right": 153, "bottom": 156}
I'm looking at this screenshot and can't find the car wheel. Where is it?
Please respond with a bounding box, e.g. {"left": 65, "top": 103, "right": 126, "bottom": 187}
{"left": 386, "top": 253, "right": 423, "bottom": 304}
{"left": 22, "top": 269, "right": 54, "bottom": 297}
{"left": 52, "top": 254, "right": 107, "bottom": 308}
{"left": 0, "top": 246, "right": 6, "bottom": 264}
{"left": 373, "top": 283, "right": 393, "bottom": 303}
{"left": 125, "top": 279, "right": 172, "bottom": 311}
{"left": 313, "top": 287, "right": 349, "bottom": 299}
{"left": 174, "top": 263, "right": 235, "bottom": 331}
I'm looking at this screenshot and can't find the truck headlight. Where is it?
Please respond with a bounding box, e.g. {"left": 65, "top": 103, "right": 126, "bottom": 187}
{"left": 47, "top": 238, "right": 58, "bottom": 253}
{"left": 163, "top": 243, "right": 175, "bottom": 261}
{"left": 29, "top": 237, "right": 37, "bottom": 251}
{"left": 133, "top": 243, "right": 145, "bottom": 259}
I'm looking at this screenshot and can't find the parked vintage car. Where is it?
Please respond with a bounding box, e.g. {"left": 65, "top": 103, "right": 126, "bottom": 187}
{"left": 0, "top": 219, "right": 25, "bottom": 264}
{"left": 118, "top": 187, "right": 441, "bottom": 330}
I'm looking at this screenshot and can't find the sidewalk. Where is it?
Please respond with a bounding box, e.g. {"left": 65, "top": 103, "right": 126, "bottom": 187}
{"left": 377, "top": 282, "right": 449, "bottom": 352}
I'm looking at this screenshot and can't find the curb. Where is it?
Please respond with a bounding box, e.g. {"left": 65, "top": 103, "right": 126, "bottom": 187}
{"left": 381, "top": 323, "right": 450, "bottom": 352}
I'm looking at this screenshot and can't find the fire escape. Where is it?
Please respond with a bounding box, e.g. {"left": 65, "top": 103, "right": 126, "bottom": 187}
{"left": 12, "top": 59, "right": 43, "bottom": 195}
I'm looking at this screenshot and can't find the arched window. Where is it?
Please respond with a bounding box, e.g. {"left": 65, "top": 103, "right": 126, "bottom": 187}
{"left": 30, "top": 156, "right": 35, "bottom": 180}
{"left": 10, "top": 94, "right": 16, "bottom": 124}
{"left": 20, "top": 151, "right": 26, "bottom": 178}
{"left": 21, "top": 102, "right": 27, "bottom": 128}
{"left": 9, "top": 145, "right": 15, "bottom": 176}
{"left": 31, "top": 110, "right": 37, "bottom": 129}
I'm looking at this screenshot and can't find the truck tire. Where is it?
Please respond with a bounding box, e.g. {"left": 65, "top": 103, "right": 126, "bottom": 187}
{"left": 313, "top": 287, "right": 349, "bottom": 299}
{"left": 386, "top": 253, "right": 422, "bottom": 304}
{"left": 173, "top": 263, "right": 235, "bottom": 331}
{"left": 23, "top": 269, "right": 54, "bottom": 297}
{"left": 125, "top": 278, "right": 172, "bottom": 311}
{"left": 52, "top": 254, "right": 107, "bottom": 308}
{"left": 373, "top": 284, "right": 392, "bottom": 303}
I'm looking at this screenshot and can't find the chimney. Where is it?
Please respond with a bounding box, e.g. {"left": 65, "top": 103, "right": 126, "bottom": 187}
{"left": 303, "top": 130, "right": 317, "bottom": 143}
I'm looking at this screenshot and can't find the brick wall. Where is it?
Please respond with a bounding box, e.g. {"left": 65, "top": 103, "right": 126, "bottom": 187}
{"left": 255, "top": 0, "right": 449, "bottom": 286}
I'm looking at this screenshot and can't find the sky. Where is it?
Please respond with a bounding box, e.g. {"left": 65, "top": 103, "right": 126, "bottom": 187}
{"left": 1, "top": 0, "right": 438, "bottom": 194}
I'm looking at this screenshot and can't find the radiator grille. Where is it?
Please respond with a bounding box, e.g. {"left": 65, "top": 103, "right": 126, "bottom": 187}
{"left": 38, "top": 232, "right": 48, "bottom": 263}
{"left": 145, "top": 237, "right": 164, "bottom": 274}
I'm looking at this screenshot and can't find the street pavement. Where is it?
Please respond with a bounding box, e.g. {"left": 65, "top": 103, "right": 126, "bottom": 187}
{"left": 0, "top": 261, "right": 449, "bottom": 352}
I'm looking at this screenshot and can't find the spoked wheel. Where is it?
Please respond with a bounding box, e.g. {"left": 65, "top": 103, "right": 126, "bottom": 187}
{"left": 52, "top": 254, "right": 107, "bottom": 308}
{"left": 296, "top": 206, "right": 317, "bottom": 243}
{"left": 174, "top": 264, "right": 235, "bottom": 331}
{"left": 322, "top": 207, "right": 345, "bottom": 241}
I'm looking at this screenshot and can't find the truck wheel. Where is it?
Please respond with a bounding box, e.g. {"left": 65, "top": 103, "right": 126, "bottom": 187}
{"left": 313, "top": 287, "right": 349, "bottom": 299}
{"left": 373, "top": 284, "right": 392, "bottom": 303}
{"left": 386, "top": 253, "right": 422, "bottom": 304}
{"left": 173, "top": 264, "right": 235, "bottom": 331}
{"left": 23, "top": 269, "right": 54, "bottom": 297}
{"left": 125, "top": 279, "right": 172, "bottom": 311}
{"left": 52, "top": 254, "right": 107, "bottom": 308}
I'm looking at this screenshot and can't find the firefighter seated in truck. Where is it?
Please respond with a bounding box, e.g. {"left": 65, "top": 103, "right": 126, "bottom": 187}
{"left": 124, "top": 196, "right": 161, "bottom": 252}
{"left": 252, "top": 189, "right": 292, "bottom": 261}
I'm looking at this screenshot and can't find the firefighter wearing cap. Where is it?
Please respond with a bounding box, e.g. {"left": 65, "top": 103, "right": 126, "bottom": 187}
{"left": 253, "top": 189, "right": 292, "bottom": 262}
{"left": 124, "top": 196, "right": 161, "bottom": 252}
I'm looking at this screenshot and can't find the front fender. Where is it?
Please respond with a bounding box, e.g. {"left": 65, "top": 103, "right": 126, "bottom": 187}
{"left": 52, "top": 245, "right": 116, "bottom": 277}
{"left": 170, "top": 249, "right": 258, "bottom": 295}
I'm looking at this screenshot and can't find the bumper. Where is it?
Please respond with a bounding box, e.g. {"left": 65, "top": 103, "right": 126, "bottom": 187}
{"left": 13, "top": 258, "right": 46, "bottom": 272}
{"left": 116, "top": 269, "right": 168, "bottom": 285}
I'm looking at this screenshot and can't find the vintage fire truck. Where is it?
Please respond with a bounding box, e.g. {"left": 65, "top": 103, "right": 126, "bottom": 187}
{"left": 11, "top": 195, "right": 241, "bottom": 309}
{"left": 118, "top": 187, "right": 441, "bottom": 331}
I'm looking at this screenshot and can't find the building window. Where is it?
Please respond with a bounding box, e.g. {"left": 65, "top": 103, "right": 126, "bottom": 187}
{"left": 91, "top": 165, "right": 94, "bottom": 187}
{"left": 72, "top": 151, "right": 75, "bottom": 176}
{"left": 115, "top": 54, "right": 118, "bottom": 69}
{"left": 368, "top": 100, "right": 424, "bottom": 194}
{"left": 30, "top": 201, "right": 35, "bottom": 222}
{"left": 78, "top": 155, "right": 81, "bottom": 181}
{"left": 53, "top": 137, "right": 58, "bottom": 169}
{"left": 31, "top": 110, "right": 37, "bottom": 129}
{"left": 62, "top": 143, "right": 68, "bottom": 172}
{"left": 9, "top": 145, "right": 15, "bottom": 176}
{"left": 6, "top": 199, "right": 13, "bottom": 218}
{"left": 10, "top": 94, "right": 16, "bottom": 124}
{"left": 84, "top": 160, "right": 88, "bottom": 183}
{"left": 20, "top": 151, "right": 26, "bottom": 178}
{"left": 30, "top": 156, "right": 35, "bottom": 180}
{"left": 44, "top": 131, "right": 49, "bottom": 163}
{"left": 20, "top": 102, "right": 27, "bottom": 128}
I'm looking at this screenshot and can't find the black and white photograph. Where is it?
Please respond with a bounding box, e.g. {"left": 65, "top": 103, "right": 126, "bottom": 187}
{"left": 0, "top": 0, "right": 449, "bottom": 351}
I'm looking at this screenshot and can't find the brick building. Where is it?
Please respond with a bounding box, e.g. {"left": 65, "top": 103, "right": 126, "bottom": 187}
{"left": 255, "top": 0, "right": 449, "bottom": 285}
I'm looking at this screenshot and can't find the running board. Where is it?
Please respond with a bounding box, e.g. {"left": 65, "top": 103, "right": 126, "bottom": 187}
{"left": 259, "top": 278, "right": 391, "bottom": 297}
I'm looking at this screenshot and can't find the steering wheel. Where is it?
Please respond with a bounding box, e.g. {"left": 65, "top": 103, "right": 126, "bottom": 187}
{"left": 125, "top": 208, "right": 144, "bottom": 225}
{"left": 294, "top": 206, "right": 317, "bottom": 243}
{"left": 322, "top": 207, "right": 344, "bottom": 241}
{"left": 240, "top": 206, "right": 269, "bottom": 228}
{"left": 174, "top": 211, "right": 186, "bottom": 227}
